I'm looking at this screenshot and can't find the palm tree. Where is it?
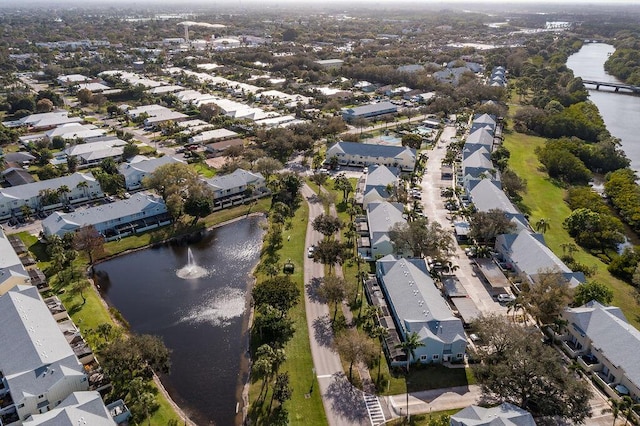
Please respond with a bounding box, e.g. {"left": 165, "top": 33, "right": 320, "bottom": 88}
{"left": 395, "top": 331, "right": 425, "bottom": 374}
{"left": 76, "top": 181, "right": 89, "bottom": 200}
{"left": 602, "top": 397, "right": 623, "bottom": 426}
{"left": 535, "top": 218, "right": 550, "bottom": 234}
{"left": 57, "top": 185, "right": 71, "bottom": 206}
{"left": 506, "top": 295, "right": 527, "bottom": 324}
{"left": 369, "top": 325, "right": 388, "bottom": 384}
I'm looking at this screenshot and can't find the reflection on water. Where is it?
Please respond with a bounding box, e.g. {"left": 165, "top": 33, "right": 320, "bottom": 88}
{"left": 96, "top": 216, "right": 265, "bottom": 426}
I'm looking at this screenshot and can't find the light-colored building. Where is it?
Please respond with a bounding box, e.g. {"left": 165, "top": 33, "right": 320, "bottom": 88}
{"left": 376, "top": 255, "right": 467, "bottom": 365}
{"left": 326, "top": 142, "right": 416, "bottom": 172}
{"left": 357, "top": 165, "right": 399, "bottom": 208}
{"left": 23, "top": 391, "right": 120, "bottom": 426}
{"left": 0, "top": 286, "right": 89, "bottom": 425}
{"left": 358, "top": 202, "right": 406, "bottom": 260}
{"left": 561, "top": 301, "right": 640, "bottom": 402}
{"left": 42, "top": 193, "right": 170, "bottom": 240}
{"left": 0, "top": 228, "right": 30, "bottom": 296}
{"left": 495, "top": 229, "right": 585, "bottom": 287}
{"left": 118, "top": 156, "right": 184, "bottom": 190}
{"left": 45, "top": 123, "right": 106, "bottom": 142}
{"left": 450, "top": 403, "right": 535, "bottom": 426}
{"left": 342, "top": 101, "right": 398, "bottom": 122}
{"left": 0, "top": 172, "right": 103, "bottom": 220}
{"left": 126, "top": 105, "right": 188, "bottom": 128}
{"left": 3, "top": 111, "right": 83, "bottom": 131}
{"left": 188, "top": 129, "right": 238, "bottom": 145}
{"left": 63, "top": 138, "right": 127, "bottom": 168}
{"left": 203, "top": 169, "right": 268, "bottom": 208}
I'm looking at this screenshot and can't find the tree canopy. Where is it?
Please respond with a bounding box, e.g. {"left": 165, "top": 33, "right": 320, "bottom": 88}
{"left": 389, "top": 217, "right": 454, "bottom": 259}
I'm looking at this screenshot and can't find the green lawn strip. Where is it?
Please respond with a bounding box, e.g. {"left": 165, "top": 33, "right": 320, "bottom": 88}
{"left": 384, "top": 365, "right": 475, "bottom": 395}
{"left": 102, "top": 198, "right": 270, "bottom": 257}
{"left": 192, "top": 162, "right": 216, "bottom": 178}
{"left": 248, "top": 202, "right": 327, "bottom": 426}
{"left": 503, "top": 132, "right": 640, "bottom": 328}
{"left": 385, "top": 409, "right": 460, "bottom": 425}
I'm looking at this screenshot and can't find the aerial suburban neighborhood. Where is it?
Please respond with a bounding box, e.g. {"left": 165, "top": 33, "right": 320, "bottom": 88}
{"left": 0, "top": 1, "right": 639, "bottom": 426}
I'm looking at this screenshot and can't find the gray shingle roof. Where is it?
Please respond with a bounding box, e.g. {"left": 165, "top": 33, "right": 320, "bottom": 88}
{"left": 0, "top": 172, "right": 98, "bottom": 202}
{"left": 0, "top": 286, "right": 86, "bottom": 401}
{"left": 377, "top": 255, "right": 466, "bottom": 344}
{"left": 468, "top": 179, "right": 519, "bottom": 214}
{"left": 204, "top": 168, "right": 264, "bottom": 192}
{"left": 42, "top": 193, "right": 167, "bottom": 237}
{"left": 465, "top": 128, "right": 494, "bottom": 148}
{"left": 330, "top": 141, "right": 416, "bottom": 161}
{"left": 451, "top": 402, "right": 536, "bottom": 426}
{"left": 343, "top": 101, "right": 397, "bottom": 116}
{"left": 24, "top": 391, "right": 115, "bottom": 426}
{"left": 564, "top": 301, "right": 640, "bottom": 392}
{"left": 366, "top": 202, "right": 406, "bottom": 245}
{"left": 0, "top": 228, "right": 29, "bottom": 286}
{"left": 119, "top": 156, "right": 182, "bottom": 180}
{"left": 365, "top": 165, "right": 399, "bottom": 192}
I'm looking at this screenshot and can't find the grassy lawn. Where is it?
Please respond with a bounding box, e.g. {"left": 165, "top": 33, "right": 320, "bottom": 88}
{"left": 248, "top": 201, "right": 327, "bottom": 426}
{"left": 503, "top": 131, "right": 640, "bottom": 328}
{"left": 192, "top": 162, "right": 216, "bottom": 178}
{"left": 383, "top": 365, "right": 476, "bottom": 396}
{"left": 385, "top": 409, "right": 459, "bottom": 425}
{"left": 102, "top": 198, "right": 270, "bottom": 257}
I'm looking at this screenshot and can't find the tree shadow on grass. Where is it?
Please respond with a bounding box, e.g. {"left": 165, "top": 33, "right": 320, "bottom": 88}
{"left": 324, "top": 372, "right": 368, "bottom": 424}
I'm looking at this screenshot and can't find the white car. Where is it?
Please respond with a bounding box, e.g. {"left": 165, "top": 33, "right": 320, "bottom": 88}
{"left": 497, "top": 294, "right": 516, "bottom": 303}
{"left": 307, "top": 246, "right": 315, "bottom": 258}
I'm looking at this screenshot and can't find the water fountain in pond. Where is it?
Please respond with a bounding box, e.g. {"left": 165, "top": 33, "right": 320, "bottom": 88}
{"left": 176, "top": 247, "right": 208, "bottom": 279}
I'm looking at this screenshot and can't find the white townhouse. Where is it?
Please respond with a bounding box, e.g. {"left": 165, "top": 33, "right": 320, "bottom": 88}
{"left": 203, "top": 169, "right": 268, "bottom": 208}
{"left": 356, "top": 165, "right": 400, "bottom": 208}
{"left": 64, "top": 137, "right": 127, "bottom": 168}
{"left": 3, "top": 111, "right": 83, "bottom": 131}
{"left": 0, "top": 286, "right": 89, "bottom": 425}
{"left": 358, "top": 202, "right": 406, "bottom": 260}
{"left": 118, "top": 156, "right": 184, "bottom": 191}
{"left": 377, "top": 255, "right": 467, "bottom": 365}
{"left": 42, "top": 193, "right": 170, "bottom": 240}
{"left": 561, "top": 301, "right": 640, "bottom": 402}
{"left": 326, "top": 141, "right": 417, "bottom": 172}
{"left": 0, "top": 173, "right": 103, "bottom": 220}
{"left": 24, "top": 391, "right": 125, "bottom": 426}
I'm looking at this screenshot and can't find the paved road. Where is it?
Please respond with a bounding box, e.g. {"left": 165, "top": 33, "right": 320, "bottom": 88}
{"left": 302, "top": 184, "right": 368, "bottom": 426}
{"left": 419, "top": 126, "right": 507, "bottom": 315}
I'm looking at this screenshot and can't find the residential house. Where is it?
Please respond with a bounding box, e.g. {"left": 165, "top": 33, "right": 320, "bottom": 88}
{"left": 466, "top": 179, "right": 526, "bottom": 226}
{"left": 118, "top": 156, "right": 184, "bottom": 190}
{"left": 24, "top": 391, "right": 126, "bottom": 425}
{"left": 56, "top": 74, "right": 90, "bottom": 86}
{"left": 42, "top": 193, "right": 170, "bottom": 240}
{"left": 326, "top": 141, "right": 416, "bottom": 172}
{"left": 450, "top": 403, "right": 536, "bottom": 426}
{"left": 126, "top": 105, "right": 188, "bottom": 129}
{"left": 204, "top": 138, "right": 246, "bottom": 157}
{"left": 2, "top": 168, "right": 35, "bottom": 187}
{"left": 341, "top": 102, "right": 398, "bottom": 122}
{"left": 188, "top": 129, "right": 238, "bottom": 145}
{"left": 469, "top": 114, "right": 497, "bottom": 134}
{"left": 203, "top": 169, "right": 268, "bottom": 208}
{"left": 464, "top": 128, "right": 494, "bottom": 151}
{"left": 0, "top": 286, "right": 89, "bottom": 425}
{"left": 358, "top": 202, "right": 406, "bottom": 260}
{"left": 63, "top": 137, "right": 127, "bottom": 168}
{"left": 45, "top": 123, "right": 106, "bottom": 143}
{"left": 0, "top": 228, "right": 30, "bottom": 296}
{"left": 561, "top": 301, "right": 640, "bottom": 402}
{"left": 495, "top": 229, "right": 585, "bottom": 287}
{"left": 461, "top": 148, "right": 494, "bottom": 180}
{"left": 0, "top": 173, "right": 103, "bottom": 220}
{"left": 3, "top": 111, "right": 83, "bottom": 131}
{"left": 376, "top": 255, "right": 467, "bottom": 365}
{"left": 357, "top": 165, "right": 399, "bottom": 208}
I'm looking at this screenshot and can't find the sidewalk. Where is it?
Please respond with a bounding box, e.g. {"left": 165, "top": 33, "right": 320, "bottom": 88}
{"left": 383, "top": 385, "right": 481, "bottom": 418}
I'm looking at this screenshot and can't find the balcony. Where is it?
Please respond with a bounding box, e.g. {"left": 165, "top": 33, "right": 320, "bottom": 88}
{"left": 0, "top": 407, "right": 19, "bottom": 426}
{"left": 106, "top": 399, "right": 131, "bottom": 425}
{"left": 43, "top": 296, "right": 69, "bottom": 321}
{"left": 560, "top": 339, "right": 585, "bottom": 359}
{"left": 0, "top": 392, "right": 14, "bottom": 410}
{"left": 577, "top": 354, "right": 601, "bottom": 372}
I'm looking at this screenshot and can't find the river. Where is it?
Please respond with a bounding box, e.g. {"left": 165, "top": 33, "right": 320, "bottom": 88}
{"left": 95, "top": 216, "right": 265, "bottom": 426}
{"left": 567, "top": 43, "right": 640, "bottom": 173}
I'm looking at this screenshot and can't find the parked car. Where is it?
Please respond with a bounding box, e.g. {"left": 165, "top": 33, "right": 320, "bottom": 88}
{"left": 497, "top": 293, "right": 516, "bottom": 303}
{"left": 307, "top": 246, "right": 315, "bottom": 258}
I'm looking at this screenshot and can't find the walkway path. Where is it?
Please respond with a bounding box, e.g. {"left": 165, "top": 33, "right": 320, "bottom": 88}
{"left": 383, "top": 385, "right": 482, "bottom": 417}
{"left": 302, "top": 184, "right": 368, "bottom": 426}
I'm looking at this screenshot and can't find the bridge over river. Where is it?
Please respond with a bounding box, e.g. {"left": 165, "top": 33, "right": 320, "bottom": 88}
{"left": 582, "top": 79, "right": 640, "bottom": 94}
